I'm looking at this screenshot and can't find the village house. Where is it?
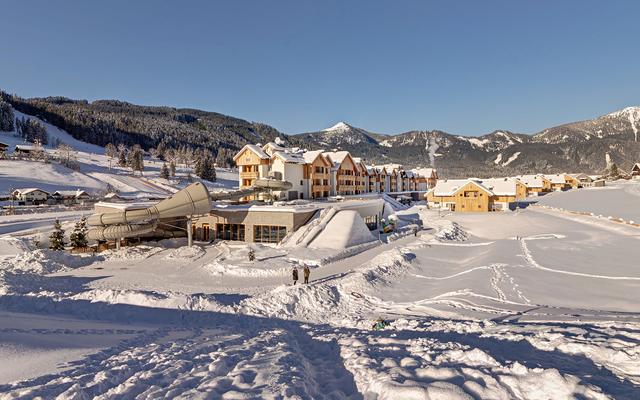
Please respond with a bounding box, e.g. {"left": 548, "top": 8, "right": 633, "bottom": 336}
{"left": 544, "top": 174, "right": 572, "bottom": 191}
{"left": 11, "top": 188, "right": 50, "bottom": 205}
{"left": 515, "top": 174, "right": 552, "bottom": 196}
{"left": 51, "top": 190, "right": 92, "bottom": 206}
{"left": 426, "top": 178, "right": 526, "bottom": 212}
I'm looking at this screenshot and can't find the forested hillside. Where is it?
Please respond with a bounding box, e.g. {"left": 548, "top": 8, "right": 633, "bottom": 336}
{"left": 0, "top": 91, "right": 296, "bottom": 166}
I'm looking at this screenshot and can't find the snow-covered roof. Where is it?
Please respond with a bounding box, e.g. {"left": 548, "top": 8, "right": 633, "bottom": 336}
{"left": 431, "top": 179, "right": 473, "bottom": 196}
{"left": 53, "top": 189, "right": 90, "bottom": 198}
{"left": 544, "top": 174, "right": 568, "bottom": 184}
{"left": 15, "top": 144, "right": 37, "bottom": 151}
{"left": 631, "top": 163, "right": 640, "bottom": 171}
{"left": 272, "top": 151, "right": 306, "bottom": 164}
{"left": 302, "top": 149, "right": 327, "bottom": 164}
{"left": 516, "top": 174, "right": 546, "bottom": 188}
{"left": 0, "top": 142, "right": 9, "bottom": 147}
{"left": 323, "top": 151, "right": 351, "bottom": 166}
{"left": 13, "top": 188, "right": 50, "bottom": 195}
{"left": 411, "top": 168, "right": 437, "bottom": 178}
{"left": 262, "top": 142, "right": 285, "bottom": 156}
{"left": 233, "top": 144, "right": 270, "bottom": 161}
{"left": 479, "top": 178, "right": 519, "bottom": 196}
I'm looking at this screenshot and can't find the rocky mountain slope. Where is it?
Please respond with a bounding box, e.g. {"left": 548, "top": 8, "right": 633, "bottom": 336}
{"left": 296, "top": 108, "right": 640, "bottom": 177}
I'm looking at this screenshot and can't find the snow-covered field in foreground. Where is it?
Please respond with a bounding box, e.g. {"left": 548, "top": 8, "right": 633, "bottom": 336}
{"left": 0, "top": 200, "right": 639, "bottom": 399}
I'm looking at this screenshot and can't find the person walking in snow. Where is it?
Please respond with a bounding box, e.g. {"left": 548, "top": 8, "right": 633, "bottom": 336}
{"left": 303, "top": 265, "right": 310, "bottom": 284}
{"left": 292, "top": 266, "right": 299, "bottom": 285}
{"left": 414, "top": 226, "right": 418, "bottom": 237}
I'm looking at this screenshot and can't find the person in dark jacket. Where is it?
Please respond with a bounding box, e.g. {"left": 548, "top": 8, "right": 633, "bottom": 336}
{"left": 292, "top": 267, "right": 299, "bottom": 285}
{"left": 303, "top": 265, "right": 310, "bottom": 284}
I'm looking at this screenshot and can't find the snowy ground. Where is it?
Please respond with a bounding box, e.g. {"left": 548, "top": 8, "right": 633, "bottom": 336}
{"left": 0, "top": 201, "right": 639, "bottom": 398}
{"left": 536, "top": 180, "right": 640, "bottom": 223}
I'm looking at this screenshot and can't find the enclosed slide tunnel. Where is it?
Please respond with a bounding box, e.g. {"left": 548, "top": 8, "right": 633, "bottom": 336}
{"left": 87, "top": 179, "right": 292, "bottom": 241}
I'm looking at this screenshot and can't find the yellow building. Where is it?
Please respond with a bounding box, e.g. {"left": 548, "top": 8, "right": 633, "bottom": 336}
{"left": 426, "top": 178, "right": 526, "bottom": 212}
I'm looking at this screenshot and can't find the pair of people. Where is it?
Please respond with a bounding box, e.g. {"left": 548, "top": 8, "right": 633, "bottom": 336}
{"left": 292, "top": 265, "right": 310, "bottom": 285}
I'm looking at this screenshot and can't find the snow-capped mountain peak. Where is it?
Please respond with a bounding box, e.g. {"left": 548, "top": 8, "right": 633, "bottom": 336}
{"left": 323, "top": 121, "right": 353, "bottom": 133}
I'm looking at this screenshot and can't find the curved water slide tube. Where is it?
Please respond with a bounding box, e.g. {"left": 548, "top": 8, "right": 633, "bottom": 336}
{"left": 87, "top": 179, "right": 292, "bottom": 240}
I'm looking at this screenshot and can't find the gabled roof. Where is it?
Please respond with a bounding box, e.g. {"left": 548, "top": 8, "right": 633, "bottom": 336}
{"left": 631, "top": 163, "right": 640, "bottom": 171}
{"left": 302, "top": 149, "right": 326, "bottom": 165}
{"left": 323, "top": 151, "right": 351, "bottom": 165}
{"left": 544, "top": 174, "right": 569, "bottom": 184}
{"left": 271, "top": 151, "right": 306, "bottom": 164}
{"left": 431, "top": 179, "right": 473, "bottom": 196}
{"left": 479, "top": 178, "right": 520, "bottom": 196}
{"left": 0, "top": 142, "right": 9, "bottom": 148}
{"left": 15, "top": 144, "right": 37, "bottom": 151}
{"left": 53, "top": 190, "right": 90, "bottom": 198}
{"left": 411, "top": 168, "right": 437, "bottom": 178}
{"left": 515, "top": 174, "right": 547, "bottom": 188}
{"left": 233, "top": 144, "right": 270, "bottom": 161}
{"left": 13, "top": 188, "right": 50, "bottom": 195}
{"left": 262, "top": 142, "right": 285, "bottom": 156}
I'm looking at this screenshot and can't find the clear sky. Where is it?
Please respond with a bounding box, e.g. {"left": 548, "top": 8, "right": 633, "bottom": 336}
{"left": 1, "top": 0, "right": 639, "bottom": 136}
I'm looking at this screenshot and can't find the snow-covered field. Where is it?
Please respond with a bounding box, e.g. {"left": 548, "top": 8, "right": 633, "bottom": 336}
{"left": 0, "top": 109, "right": 639, "bottom": 398}
{"left": 536, "top": 180, "right": 640, "bottom": 223}
{"left": 0, "top": 201, "right": 639, "bottom": 398}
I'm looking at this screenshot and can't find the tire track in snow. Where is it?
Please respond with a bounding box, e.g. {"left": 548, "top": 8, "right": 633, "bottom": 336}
{"left": 520, "top": 236, "right": 640, "bottom": 281}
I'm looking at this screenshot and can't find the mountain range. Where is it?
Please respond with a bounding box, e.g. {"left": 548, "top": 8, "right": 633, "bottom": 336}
{"left": 2, "top": 90, "right": 639, "bottom": 177}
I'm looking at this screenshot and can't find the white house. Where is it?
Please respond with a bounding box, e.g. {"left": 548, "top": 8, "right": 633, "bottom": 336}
{"left": 12, "top": 188, "right": 50, "bottom": 205}
{"left": 269, "top": 151, "right": 307, "bottom": 200}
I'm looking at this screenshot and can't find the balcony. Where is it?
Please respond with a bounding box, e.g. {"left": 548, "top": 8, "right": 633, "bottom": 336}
{"left": 240, "top": 171, "right": 259, "bottom": 179}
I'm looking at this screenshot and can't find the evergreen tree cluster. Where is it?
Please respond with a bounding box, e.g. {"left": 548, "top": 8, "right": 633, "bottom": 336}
{"left": 1, "top": 91, "right": 297, "bottom": 167}
{"left": 194, "top": 148, "right": 217, "bottom": 181}
{"left": 0, "top": 100, "right": 14, "bottom": 131}
{"left": 15, "top": 116, "right": 48, "bottom": 145}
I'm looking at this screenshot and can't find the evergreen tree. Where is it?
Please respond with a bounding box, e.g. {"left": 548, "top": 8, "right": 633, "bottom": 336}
{"left": 169, "top": 160, "right": 176, "bottom": 177}
{"left": 105, "top": 143, "right": 117, "bottom": 159}
{"left": 195, "top": 149, "right": 217, "bottom": 181}
{"left": 49, "top": 219, "right": 66, "bottom": 250}
{"left": 117, "top": 144, "right": 128, "bottom": 167}
{"left": 69, "top": 217, "right": 88, "bottom": 248}
{"left": 160, "top": 162, "right": 170, "bottom": 179}
{"left": 127, "top": 145, "right": 144, "bottom": 174}
{"left": 0, "top": 100, "right": 14, "bottom": 132}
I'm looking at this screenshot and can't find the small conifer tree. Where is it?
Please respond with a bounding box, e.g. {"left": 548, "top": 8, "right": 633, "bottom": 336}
{"left": 160, "top": 162, "right": 170, "bottom": 179}
{"left": 69, "top": 217, "right": 88, "bottom": 248}
{"left": 49, "top": 219, "right": 66, "bottom": 250}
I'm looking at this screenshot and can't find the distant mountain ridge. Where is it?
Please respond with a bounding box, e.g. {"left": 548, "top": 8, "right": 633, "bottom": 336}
{"left": 2, "top": 89, "right": 638, "bottom": 177}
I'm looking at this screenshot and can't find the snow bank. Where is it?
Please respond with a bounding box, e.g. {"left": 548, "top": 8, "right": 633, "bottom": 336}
{"left": 1, "top": 249, "right": 97, "bottom": 274}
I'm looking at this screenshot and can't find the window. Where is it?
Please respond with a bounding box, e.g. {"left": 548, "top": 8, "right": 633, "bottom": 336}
{"left": 216, "top": 224, "right": 245, "bottom": 241}
{"left": 254, "top": 225, "right": 287, "bottom": 243}
{"left": 464, "top": 191, "right": 478, "bottom": 198}
{"left": 364, "top": 215, "right": 378, "bottom": 231}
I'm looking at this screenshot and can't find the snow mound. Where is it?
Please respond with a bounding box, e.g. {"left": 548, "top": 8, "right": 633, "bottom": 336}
{"left": 434, "top": 221, "right": 469, "bottom": 242}
{"left": 164, "top": 245, "right": 205, "bottom": 260}
{"left": 2, "top": 249, "right": 96, "bottom": 274}
{"left": 309, "top": 210, "right": 376, "bottom": 250}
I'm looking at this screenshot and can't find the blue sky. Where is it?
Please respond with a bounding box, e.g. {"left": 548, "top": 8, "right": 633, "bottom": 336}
{"left": 1, "top": 0, "right": 639, "bottom": 136}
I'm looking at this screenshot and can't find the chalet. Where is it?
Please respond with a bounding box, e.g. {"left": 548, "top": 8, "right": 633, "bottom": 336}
{"left": 324, "top": 151, "right": 357, "bottom": 196}
{"left": 426, "top": 178, "right": 525, "bottom": 212}
{"left": 544, "top": 174, "right": 571, "bottom": 191}
{"left": 0, "top": 142, "right": 8, "bottom": 151}
{"left": 376, "top": 167, "right": 389, "bottom": 193}
{"left": 12, "top": 188, "right": 50, "bottom": 205}
{"left": 516, "top": 174, "right": 552, "bottom": 196}
{"left": 631, "top": 163, "right": 640, "bottom": 178}
{"left": 569, "top": 173, "right": 593, "bottom": 188}
{"left": 52, "top": 190, "right": 92, "bottom": 205}
{"left": 563, "top": 173, "right": 581, "bottom": 189}
{"left": 270, "top": 151, "right": 307, "bottom": 200}
{"left": 352, "top": 158, "right": 369, "bottom": 194}
{"left": 14, "top": 144, "right": 39, "bottom": 155}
